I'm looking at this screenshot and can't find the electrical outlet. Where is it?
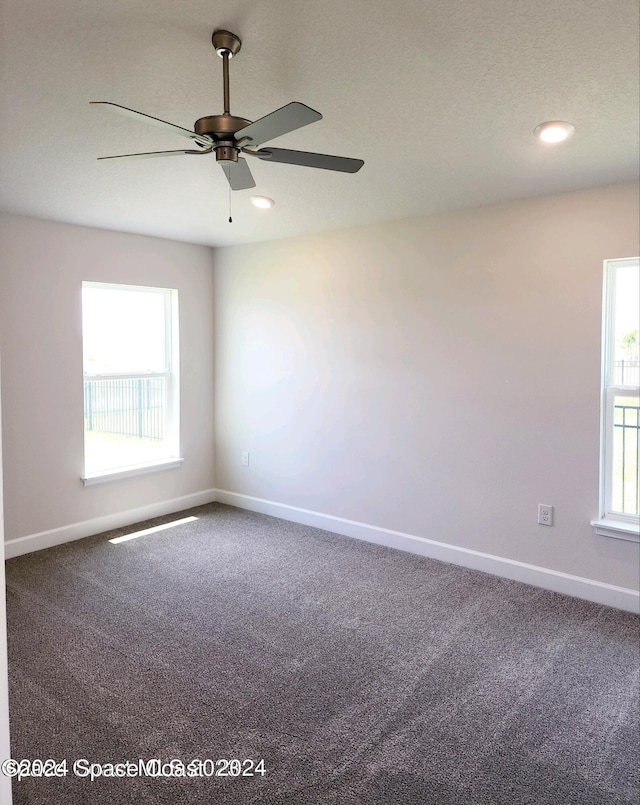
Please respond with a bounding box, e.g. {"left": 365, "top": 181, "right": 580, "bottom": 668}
{"left": 538, "top": 504, "right": 553, "bottom": 526}
{"left": 242, "top": 451, "right": 250, "bottom": 467}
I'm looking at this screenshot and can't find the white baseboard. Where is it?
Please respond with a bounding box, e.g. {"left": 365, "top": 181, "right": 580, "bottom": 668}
{"left": 215, "top": 489, "right": 640, "bottom": 614}
{"left": 4, "top": 489, "right": 217, "bottom": 559}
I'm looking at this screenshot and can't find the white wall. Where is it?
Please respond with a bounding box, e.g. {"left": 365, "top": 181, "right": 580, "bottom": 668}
{"left": 0, "top": 214, "right": 215, "bottom": 546}
{"left": 214, "top": 182, "right": 640, "bottom": 593}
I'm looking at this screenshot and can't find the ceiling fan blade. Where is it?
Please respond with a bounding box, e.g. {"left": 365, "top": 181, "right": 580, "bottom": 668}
{"left": 236, "top": 102, "right": 322, "bottom": 147}
{"left": 255, "top": 147, "right": 364, "bottom": 173}
{"left": 90, "top": 102, "right": 213, "bottom": 147}
{"left": 220, "top": 157, "right": 256, "bottom": 190}
{"left": 98, "top": 148, "right": 212, "bottom": 161}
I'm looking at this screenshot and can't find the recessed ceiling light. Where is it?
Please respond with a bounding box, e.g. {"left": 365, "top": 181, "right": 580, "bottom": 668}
{"left": 534, "top": 121, "right": 575, "bottom": 143}
{"left": 250, "top": 195, "right": 275, "bottom": 209}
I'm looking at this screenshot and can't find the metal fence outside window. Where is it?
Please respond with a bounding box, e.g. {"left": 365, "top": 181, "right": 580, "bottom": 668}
{"left": 614, "top": 360, "right": 640, "bottom": 386}
{"left": 84, "top": 377, "right": 165, "bottom": 440}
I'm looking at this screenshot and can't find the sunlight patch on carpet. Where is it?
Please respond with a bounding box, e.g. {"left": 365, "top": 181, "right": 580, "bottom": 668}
{"left": 109, "top": 516, "right": 199, "bottom": 544}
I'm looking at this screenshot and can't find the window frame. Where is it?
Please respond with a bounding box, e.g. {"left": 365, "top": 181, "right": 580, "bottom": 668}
{"left": 81, "top": 281, "right": 182, "bottom": 485}
{"left": 593, "top": 257, "right": 640, "bottom": 542}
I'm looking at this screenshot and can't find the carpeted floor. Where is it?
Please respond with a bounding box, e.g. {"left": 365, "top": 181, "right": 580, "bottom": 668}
{"left": 5, "top": 502, "right": 639, "bottom": 804}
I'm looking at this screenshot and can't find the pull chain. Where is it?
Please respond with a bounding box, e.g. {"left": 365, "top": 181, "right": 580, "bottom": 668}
{"left": 228, "top": 174, "right": 233, "bottom": 223}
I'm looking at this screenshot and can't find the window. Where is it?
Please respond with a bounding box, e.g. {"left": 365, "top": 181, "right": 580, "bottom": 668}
{"left": 81, "top": 282, "right": 181, "bottom": 484}
{"left": 594, "top": 258, "right": 639, "bottom": 540}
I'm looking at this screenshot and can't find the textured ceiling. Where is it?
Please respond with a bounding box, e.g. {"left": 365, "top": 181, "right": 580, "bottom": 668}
{"left": 0, "top": 0, "right": 638, "bottom": 247}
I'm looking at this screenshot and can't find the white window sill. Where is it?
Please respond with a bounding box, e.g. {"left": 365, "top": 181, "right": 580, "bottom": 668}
{"left": 591, "top": 518, "right": 640, "bottom": 543}
{"left": 81, "top": 458, "right": 184, "bottom": 487}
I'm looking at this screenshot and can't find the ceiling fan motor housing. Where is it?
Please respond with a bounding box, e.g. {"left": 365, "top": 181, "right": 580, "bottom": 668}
{"left": 194, "top": 114, "right": 253, "bottom": 163}
{"left": 194, "top": 115, "right": 251, "bottom": 140}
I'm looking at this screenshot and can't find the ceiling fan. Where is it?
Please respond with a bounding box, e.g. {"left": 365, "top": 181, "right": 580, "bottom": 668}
{"left": 91, "top": 29, "right": 364, "bottom": 192}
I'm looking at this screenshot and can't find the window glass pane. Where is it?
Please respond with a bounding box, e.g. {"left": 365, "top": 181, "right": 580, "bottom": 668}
{"left": 612, "top": 264, "right": 639, "bottom": 386}
{"left": 602, "top": 258, "right": 640, "bottom": 523}
{"left": 611, "top": 394, "right": 640, "bottom": 516}
{"left": 82, "top": 286, "right": 167, "bottom": 374}
{"left": 84, "top": 377, "right": 169, "bottom": 472}
{"left": 82, "top": 283, "right": 178, "bottom": 475}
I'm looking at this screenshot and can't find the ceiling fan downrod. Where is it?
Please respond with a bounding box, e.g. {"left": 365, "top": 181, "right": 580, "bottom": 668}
{"left": 212, "top": 29, "right": 241, "bottom": 115}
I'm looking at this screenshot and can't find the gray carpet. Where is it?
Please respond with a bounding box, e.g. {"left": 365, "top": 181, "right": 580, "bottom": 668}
{"left": 5, "top": 502, "right": 639, "bottom": 804}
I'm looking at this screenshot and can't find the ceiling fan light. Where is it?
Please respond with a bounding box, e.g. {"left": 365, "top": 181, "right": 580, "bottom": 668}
{"left": 534, "top": 121, "right": 575, "bottom": 143}
{"left": 251, "top": 195, "right": 275, "bottom": 209}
